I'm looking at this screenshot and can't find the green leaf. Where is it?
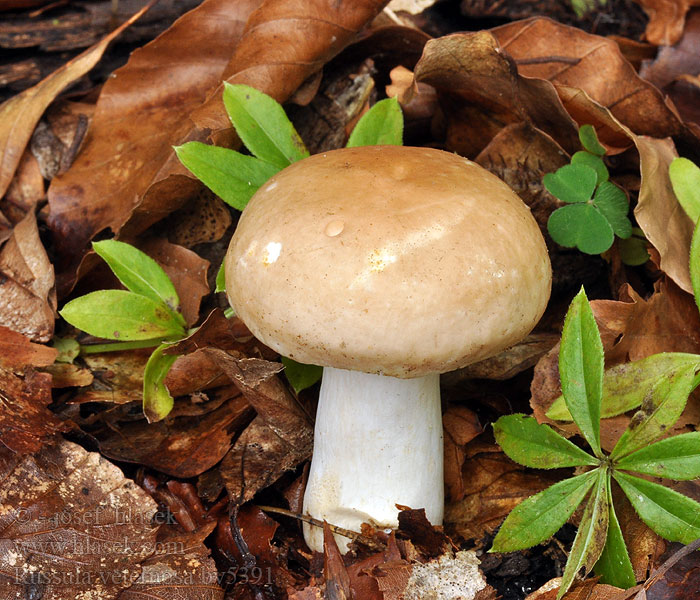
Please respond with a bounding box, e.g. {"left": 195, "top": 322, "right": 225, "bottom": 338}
{"left": 594, "top": 471, "right": 636, "bottom": 589}
{"left": 174, "top": 142, "right": 280, "bottom": 211}
{"left": 491, "top": 470, "right": 598, "bottom": 553}
{"left": 223, "top": 83, "right": 309, "bottom": 169}
{"left": 579, "top": 124, "right": 606, "bottom": 156}
{"left": 544, "top": 164, "right": 598, "bottom": 204}
{"left": 52, "top": 336, "right": 80, "bottom": 363}
{"left": 558, "top": 468, "right": 609, "bottom": 600}
{"left": 281, "top": 357, "right": 323, "bottom": 394}
{"left": 571, "top": 151, "right": 608, "bottom": 184}
{"left": 669, "top": 157, "right": 700, "bottom": 223}
{"left": 143, "top": 343, "right": 178, "bottom": 422}
{"left": 691, "top": 218, "right": 700, "bottom": 317}
{"left": 60, "top": 290, "right": 187, "bottom": 341}
{"left": 92, "top": 240, "right": 182, "bottom": 314}
{"left": 615, "top": 432, "right": 700, "bottom": 480}
{"left": 548, "top": 204, "right": 615, "bottom": 255}
{"left": 611, "top": 364, "right": 695, "bottom": 459}
{"left": 493, "top": 414, "right": 599, "bottom": 468}
{"left": 215, "top": 261, "right": 226, "bottom": 293}
{"left": 618, "top": 229, "right": 650, "bottom": 266}
{"left": 547, "top": 352, "right": 700, "bottom": 421}
{"left": 614, "top": 471, "right": 700, "bottom": 544}
{"left": 346, "top": 97, "right": 404, "bottom": 148}
{"left": 559, "top": 287, "right": 604, "bottom": 458}
{"left": 593, "top": 182, "right": 632, "bottom": 239}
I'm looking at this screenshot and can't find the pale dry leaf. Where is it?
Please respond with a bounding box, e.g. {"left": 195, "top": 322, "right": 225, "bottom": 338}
{"left": 632, "top": 0, "right": 700, "bottom": 45}
{"left": 0, "top": 325, "right": 57, "bottom": 371}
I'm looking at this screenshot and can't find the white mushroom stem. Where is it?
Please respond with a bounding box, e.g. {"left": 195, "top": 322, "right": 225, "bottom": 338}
{"left": 302, "top": 366, "right": 444, "bottom": 553}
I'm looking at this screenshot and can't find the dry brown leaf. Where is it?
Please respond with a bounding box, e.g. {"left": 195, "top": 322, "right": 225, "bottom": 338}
{"left": 632, "top": 0, "right": 700, "bottom": 45}
{"left": 0, "top": 325, "right": 57, "bottom": 370}
{"left": 413, "top": 31, "right": 579, "bottom": 157}
{"left": 1, "top": 150, "right": 43, "bottom": 226}
{"left": 73, "top": 350, "right": 148, "bottom": 405}
{"left": 0, "top": 438, "right": 158, "bottom": 596}
{"left": 491, "top": 17, "right": 682, "bottom": 141}
{"left": 0, "top": 3, "right": 152, "bottom": 199}
{"left": 163, "top": 190, "right": 232, "bottom": 248}
{"left": 324, "top": 522, "right": 353, "bottom": 599}
{"left": 526, "top": 578, "right": 632, "bottom": 599}
{"left": 443, "top": 405, "right": 482, "bottom": 502}
{"left": 0, "top": 210, "right": 55, "bottom": 341}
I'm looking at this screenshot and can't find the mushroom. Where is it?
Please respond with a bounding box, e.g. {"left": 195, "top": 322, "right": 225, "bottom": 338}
{"left": 225, "top": 145, "right": 551, "bottom": 552}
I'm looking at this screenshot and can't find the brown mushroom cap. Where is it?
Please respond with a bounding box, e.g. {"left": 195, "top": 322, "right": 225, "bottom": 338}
{"left": 225, "top": 145, "right": 551, "bottom": 378}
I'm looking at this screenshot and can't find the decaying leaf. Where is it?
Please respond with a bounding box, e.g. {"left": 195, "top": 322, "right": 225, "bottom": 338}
{"left": 443, "top": 405, "right": 482, "bottom": 501}
{"left": 0, "top": 326, "right": 57, "bottom": 371}
{"left": 632, "top": 0, "right": 700, "bottom": 45}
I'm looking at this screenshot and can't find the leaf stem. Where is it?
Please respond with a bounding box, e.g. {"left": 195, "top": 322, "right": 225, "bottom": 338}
{"left": 80, "top": 339, "right": 163, "bottom": 354}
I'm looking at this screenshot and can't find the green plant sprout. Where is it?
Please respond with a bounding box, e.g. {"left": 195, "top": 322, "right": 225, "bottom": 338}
{"left": 545, "top": 125, "right": 647, "bottom": 265}
{"left": 59, "top": 85, "right": 404, "bottom": 419}
{"left": 492, "top": 288, "right": 700, "bottom": 599}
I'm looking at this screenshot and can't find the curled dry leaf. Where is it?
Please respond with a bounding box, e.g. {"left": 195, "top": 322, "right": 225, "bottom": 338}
{"left": 413, "top": 31, "right": 579, "bottom": 157}
{"left": 0, "top": 3, "right": 151, "bottom": 199}
{"left": 0, "top": 367, "right": 67, "bottom": 454}
{"left": 443, "top": 405, "right": 482, "bottom": 502}
{"left": 0, "top": 439, "right": 158, "bottom": 597}
{"left": 0, "top": 325, "right": 57, "bottom": 370}
{"left": 2, "top": 150, "right": 43, "bottom": 226}
{"left": 0, "top": 211, "right": 55, "bottom": 341}
{"left": 632, "top": 0, "right": 700, "bottom": 45}
{"left": 491, "top": 17, "right": 682, "bottom": 142}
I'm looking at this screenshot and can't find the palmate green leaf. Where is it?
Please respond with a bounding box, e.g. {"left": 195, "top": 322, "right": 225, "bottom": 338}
{"left": 491, "top": 470, "right": 598, "bottom": 553}
{"left": 571, "top": 151, "right": 608, "bottom": 184}
{"left": 143, "top": 343, "right": 178, "bottom": 422}
{"left": 493, "top": 414, "right": 598, "bottom": 468}
{"left": 92, "top": 240, "right": 181, "bottom": 314}
{"left": 60, "top": 290, "right": 187, "bottom": 341}
{"left": 548, "top": 204, "right": 614, "bottom": 255}
{"left": 594, "top": 471, "right": 636, "bottom": 589}
{"left": 281, "top": 357, "right": 323, "bottom": 394}
{"left": 691, "top": 218, "right": 700, "bottom": 317}
{"left": 223, "top": 83, "right": 309, "bottom": 169}
{"left": 560, "top": 287, "right": 604, "bottom": 458}
{"left": 610, "top": 364, "right": 695, "bottom": 460}
{"left": 614, "top": 471, "right": 700, "bottom": 544}
{"left": 175, "top": 142, "right": 280, "bottom": 211}
{"left": 558, "top": 468, "right": 609, "bottom": 600}
{"left": 579, "top": 124, "right": 606, "bottom": 156}
{"left": 669, "top": 157, "right": 700, "bottom": 223}
{"left": 346, "top": 97, "right": 403, "bottom": 148}
{"left": 593, "top": 182, "right": 632, "bottom": 239}
{"left": 546, "top": 353, "right": 700, "bottom": 422}
{"left": 544, "top": 164, "right": 597, "bottom": 204}
{"left": 615, "top": 432, "right": 700, "bottom": 480}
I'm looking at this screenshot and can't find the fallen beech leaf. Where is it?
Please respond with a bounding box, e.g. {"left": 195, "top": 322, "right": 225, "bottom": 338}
{"left": 0, "top": 325, "right": 57, "bottom": 370}
{"left": 324, "top": 522, "right": 353, "bottom": 597}
{"left": 0, "top": 3, "right": 152, "bottom": 199}
{"left": 0, "top": 211, "right": 55, "bottom": 341}
{"left": 97, "top": 394, "right": 253, "bottom": 478}
{"left": 413, "top": 31, "right": 579, "bottom": 157}
{"left": 42, "top": 362, "right": 94, "bottom": 388}
{"left": 73, "top": 350, "right": 148, "bottom": 404}
{"left": 491, "top": 18, "right": 682, "bottom": 141}
{"left": 397, "top": 508, "right": 452, "bottom": 558}
{"left": 2, "top": 150, "right": 43, "bottom": 225}
{"left": 632, "top": 0, "right": 700, "bottom": 45}
{"left": 443, "top": 405, "right": 482, "bottom": 501}
{"left": 526, "top": 578, "right": 632, "bottom": 599}
{"left": 0, "top": 367, "right": 67, "bottom": 453}
{"left": 0, "top": 439, "right": 158, "bottom": 596}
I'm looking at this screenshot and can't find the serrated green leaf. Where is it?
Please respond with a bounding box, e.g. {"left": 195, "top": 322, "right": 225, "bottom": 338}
{"left": 281, "top": 357, "right": 323, "bottom": 394}
{"left": 615, "top": 432, "right": 700, "bottom": 480}
{"left": 579, "top": 124, "right": 606, "bottom": 156}
{"left": 560, "top": 287, "right": 604, "bottom": 458}
{"left": 175, "top": 142, "right": 280, "bottom": 211}
{"left": 691, "top": 218, "right": 700, "bottom": 317}
{"left": 346, "top": 97, "right": 404, "bottom": 148}
{"left": 143, "top": 343, "right": 178, "bottom": 422}
{"left": 619, "top": 230, "right": 650, "bottom": 266}
{"left": 548, "top": 204, "right": 615, "bottom": 255}
{"left": 611, "top": 365, "right": 695, "bottom": 460}
{"left": 544, "top": 164, "right": 598, "bottom": 204}
{"left": 571, "top": 151, "right": 608, "bottom": 184}
{"left": 614, "top": 471, "right": 700, "bottom": 544}
{"left": 491, "top": 470, "right": 598, "bottom": 553}
{"left": 92, "top": 240, "right": 182, "bottom": 314}
{"left": 547, "top": 352, "right": 700, "bottom": 421}
{"left": 669, "top": 157, "right": 700, "bottom": 223}
{"left": 594, "top": 182, "right": 632, "bottom": 239}
{"left": 52, "top": 337, "right": 80, "bottom": 363}
{"left": 594, "top": 472, "right": 636, "bottom": 589}
{"left": 60, "top": 290, "right": 187, "bottom": 341}
{"left": 215, "top": 261, "right": 226, "bottom": 293}
{"left": 493, "top": 414, "right": 598, "bottom": 468}
{"left": 558, "top": 468, "right": 609, "bottom": 600}
{"left": 223, "top": 83, "right": 309, "bottom": 169}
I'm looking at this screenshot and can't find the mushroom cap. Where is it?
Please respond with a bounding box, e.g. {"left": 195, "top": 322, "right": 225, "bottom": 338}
{"left": 225, "top": 145, "right": 551, "bottom": 378}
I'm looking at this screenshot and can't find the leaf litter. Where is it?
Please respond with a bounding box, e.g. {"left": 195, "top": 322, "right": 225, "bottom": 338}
{"left": 2, "top": 0, "right": 700, "bottom": 598}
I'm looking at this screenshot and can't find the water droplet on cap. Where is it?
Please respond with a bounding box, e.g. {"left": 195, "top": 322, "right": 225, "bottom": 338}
{"left": 325, "top": 220, "right": 345, "bottom": 237}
